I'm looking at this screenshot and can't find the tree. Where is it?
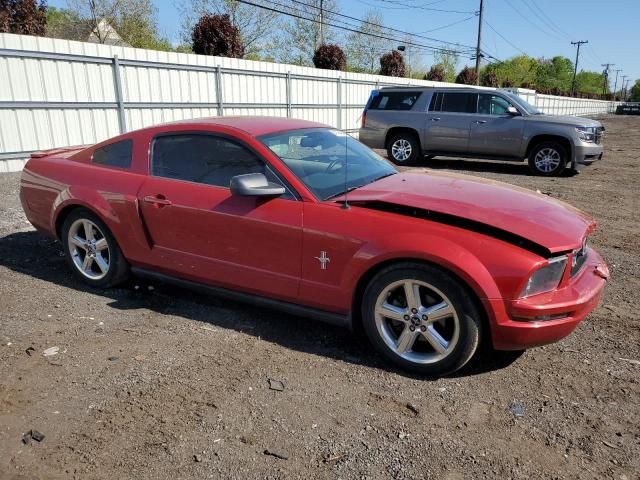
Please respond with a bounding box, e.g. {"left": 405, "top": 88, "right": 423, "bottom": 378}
{"left": 575, "top": 70, "right": 608, "bottom": 95}
{"left": 535, "top": 56, "right": 573, "bottom": 90}
{"left": 630, "top": 80, "right": 640, "bottom": 102}
{"left": 179, "top": 0, "right": 278, "bottom": 57}
{"left": 313, "top": 44, "right": 345, "bottom": 71}
{"left": 481, "top": 70, "right": 498, "bottom": 87}
{"left": 192, "top": 13, "right": 244, "bottom": 58}
{"left": 68, "top": 0, "right": 157, "bottom": 44}
{"left": 0, "top": 0, "right": 46, "bottom": 35}
{"left": 484, "top": 55, "right": 538, "bottom": 87}
{"left": 379, "top": 50, "right": 405, "bottom": 77}
{"left": 345, "top": 9, "right": 389, "bottom": 73}
{"left": 118, "top": 14, "right": 172, "bottom": 50}
{"left": 455, "top": 66, "right": 477, "bottom": 85}
{"left": 46, "top": 7, "right": 87, "bottom": 40}
{"left": 274, "top": 0, "right": 340, "bottom": 66}
{"left": 432, "top": 50, "right": 459, "bottom": 83}
{"left": 424, "top": 64, "right": 445, "bottom": 82}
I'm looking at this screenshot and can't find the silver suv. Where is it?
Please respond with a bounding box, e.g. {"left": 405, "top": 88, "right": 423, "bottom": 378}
{"left": 358, "top": 87, "right": 604, "bottom": 176}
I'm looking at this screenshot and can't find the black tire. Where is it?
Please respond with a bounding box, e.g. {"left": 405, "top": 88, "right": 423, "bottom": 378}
{"left": 387, "top": 132, "right": 421, "bottom": 165}
{"left": 361, "top": 262, "right": 482, "bottom": 376}
{"left": 61, "top": 208, "right": 129, "bottom": 288}
{"left": 527, "top": 141, "right": 567, "bottom": 176}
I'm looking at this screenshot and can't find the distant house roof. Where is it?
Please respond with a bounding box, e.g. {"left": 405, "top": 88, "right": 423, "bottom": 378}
{"left": 87, "top": 18, "right": 129, "bottom": 47}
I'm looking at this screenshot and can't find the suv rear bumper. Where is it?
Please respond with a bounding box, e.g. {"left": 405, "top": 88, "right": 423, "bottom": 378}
{"left": 359, "top": 128, "right": 386, "bottom": 150}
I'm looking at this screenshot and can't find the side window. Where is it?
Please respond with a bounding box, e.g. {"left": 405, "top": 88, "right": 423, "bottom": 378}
{"left": 92, "top": 139, "right": 132, "bottom": 168}
{"left": 369, "top": 91, "right": 422, "bottom": 110}
{"left": 440, "top": 93, "right": 477, "bottom": 113}
{"left": 478, "top": 94, "right": 513, "bottom": 115}
{"left": 152, "top": 134, "right": 268, "bottom": 188}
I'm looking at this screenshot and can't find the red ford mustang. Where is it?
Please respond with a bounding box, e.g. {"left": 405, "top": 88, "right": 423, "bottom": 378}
{"left": 19, "top": 116, "right": 609, "bottom": 375}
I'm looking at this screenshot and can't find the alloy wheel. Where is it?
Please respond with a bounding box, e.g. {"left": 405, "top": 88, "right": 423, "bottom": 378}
{"left": 391, "top": 139, "right": 412, "bottom": 162}
{"left": 67, "top": 218, "right": 110, "bottom": 280}
{"left": 374, "top": 279, "right": 460, "bottom": 364}
{"left": 534, "top": 147, "right": 561, "bottom": 173}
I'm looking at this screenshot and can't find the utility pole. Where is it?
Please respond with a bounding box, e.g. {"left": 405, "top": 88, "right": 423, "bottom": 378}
{"left": 319, "top": 0, "right": 324, "bottom": 46}
{"left": 621, "top": 75, "right": 628, "bottom": 101}
{"left": 601, "top": 63, "right": 614, "bottom": 96}
{"left": 612, "top": 69, "right": 622, "bottom": 100}
{"left": 474, "top": 0, "right": 484, "bottom": 85}
{"left": 570, "top": 40, "right": 588, "bottom": 96}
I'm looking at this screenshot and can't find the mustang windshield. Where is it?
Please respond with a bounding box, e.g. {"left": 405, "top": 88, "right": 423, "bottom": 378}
{"left": 259, "top": 128, "right": 397, "bottom": 200}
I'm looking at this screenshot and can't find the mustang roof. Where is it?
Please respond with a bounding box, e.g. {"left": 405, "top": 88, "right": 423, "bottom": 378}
{"left": 157, "top": 116, "right": 328, "bottom": 137}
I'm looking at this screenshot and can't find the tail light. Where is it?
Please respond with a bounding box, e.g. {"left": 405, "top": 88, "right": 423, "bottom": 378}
{"left": 361, "top": 110, "right": 367, "bottom": 128}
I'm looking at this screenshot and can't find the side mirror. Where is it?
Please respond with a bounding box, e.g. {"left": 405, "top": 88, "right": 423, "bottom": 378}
{"left": 230, "top": 173, "right": 285, "bottom": 197}
{"left": 506, "top": 106, "right": 521, "bottom": 116}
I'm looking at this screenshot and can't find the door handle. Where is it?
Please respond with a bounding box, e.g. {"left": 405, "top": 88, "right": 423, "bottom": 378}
{"left": 430, "top": 117, "right": 441, "bottom": 122}
{"left": 474, "top": 120, "right": 487, "bottom": 124}
{"left": 143, "top": 194, "right": 172, "bottom": 206}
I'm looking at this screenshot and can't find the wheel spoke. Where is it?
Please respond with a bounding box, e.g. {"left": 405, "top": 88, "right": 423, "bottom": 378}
{"left": 403, "top": 282, "right": 421, "bottom": 310}
{"left": 70, "top": 235, "right": 87, "bottom": 250}
{"left": 396, "top": 326, "right": 419, "bottom": 353}
{"left": 81, "top": 254, "right": 94, "bottom": 272}
{"left": 423, "top": 324, "right": 448, "bottom": 354}
{"left": 376, "top": 302, "right": 408, "bottom": 322}
{"left": 94, "top": 253, "right": 109, "bottom": 273}
{"left": 424, "top": 301, "right": 453, "bottom": 323}
{"left": 83, "top": 221, "right": 94, "bottom": 241}
{"left": 95, "top": 238, "right": 108, "bottom": 251}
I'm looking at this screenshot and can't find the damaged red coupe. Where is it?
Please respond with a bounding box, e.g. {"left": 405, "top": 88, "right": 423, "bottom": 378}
{"left": 20, "top": 117, "right": 609, "bottom": 375}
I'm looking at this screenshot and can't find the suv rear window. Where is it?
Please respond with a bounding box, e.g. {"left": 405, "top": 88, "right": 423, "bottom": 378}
{"left": 430, "top": 92, "right": 477, "bottom": 113}
{"left": 369, "top": 91, "right": 421, "bottom": 111}
{"left": 92, "top": 139, "right": 133, "bottom": 168}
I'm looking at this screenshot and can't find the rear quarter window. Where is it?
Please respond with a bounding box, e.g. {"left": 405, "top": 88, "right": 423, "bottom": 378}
{"left": 369, "top": 91, "right": 422, "bottom": 111}
{"left": 92, "top": 139, "right": 133, "bottom": 169}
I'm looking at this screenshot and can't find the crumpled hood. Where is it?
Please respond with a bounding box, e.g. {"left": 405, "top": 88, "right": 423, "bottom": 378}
{"left": 343, "top": 170, "right": 595, "bottom": 254}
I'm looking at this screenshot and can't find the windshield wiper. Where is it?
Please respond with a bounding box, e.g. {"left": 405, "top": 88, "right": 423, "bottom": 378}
{"left": 324, "top": 186, "right": 360, "bottom": 201}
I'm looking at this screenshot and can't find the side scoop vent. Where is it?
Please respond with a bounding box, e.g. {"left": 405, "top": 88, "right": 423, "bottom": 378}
{"left": 351, "top": 200, "right": 552, "bottom": 258}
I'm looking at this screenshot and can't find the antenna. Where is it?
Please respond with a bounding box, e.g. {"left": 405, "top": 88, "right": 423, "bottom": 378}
{"left": 341, "top": 130, "right": 350, "bottom": 210}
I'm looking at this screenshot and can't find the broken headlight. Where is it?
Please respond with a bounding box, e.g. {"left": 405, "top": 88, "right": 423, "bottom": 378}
{"left": 520, "top": 256, "right": 567, "bottom": 298}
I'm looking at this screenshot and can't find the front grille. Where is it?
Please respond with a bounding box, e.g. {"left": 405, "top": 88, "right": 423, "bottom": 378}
{"left": 594, "top": 127, "right": 604, "bottom": 144}
{"left": 571, "top": 241, "right": 589, "bottom": 276}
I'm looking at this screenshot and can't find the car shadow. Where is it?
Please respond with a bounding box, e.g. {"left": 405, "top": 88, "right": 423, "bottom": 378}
{"left": 0, "top": 230, "right": 522, "bottom": 379}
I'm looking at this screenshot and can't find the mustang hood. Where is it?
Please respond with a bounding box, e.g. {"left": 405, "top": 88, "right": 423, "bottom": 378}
{"left": 344, "top": 170, "right": 595, "bottom": 255}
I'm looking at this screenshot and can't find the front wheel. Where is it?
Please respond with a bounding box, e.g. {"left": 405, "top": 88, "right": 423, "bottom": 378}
{"left": 361, "top": 263, "right": 482, "bottom": 376}
{"left": 61, "top": 208, "right": 129, "bottom": 288}
{"left": 528, "top": 141, "right": 567, "bottom": 176}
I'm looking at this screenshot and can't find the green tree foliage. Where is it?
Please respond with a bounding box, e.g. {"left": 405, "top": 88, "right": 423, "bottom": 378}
{"left": 46, "top": 7, "right": 87, "bottom": 40}
{"left": 379, "top": 50, "right": 406, "bottom": 77}
{"left": 455, "top": 65, "right": 477, "bottom": 85}
{"left": 574, "top": 70, "right": 608, "bottom": 95}
{"left": 432, "top": 50, "right": 459, "bottom": 83}
{"left": 629, "top": 80, "right": 640, "bottom": 102}
{"left": 0, "top": 0, "right": 46, "bottom": 35}
{"left": 424, "top": 64, "right": 445, "bottom": 82}
{"left": 192, "top": 13, "right": 244, "bottom": 57}
{"left": 535, "top": 56, "right": 574, "bottom": 90}
{"left": 313, "top": 43, "right": 346, "bottom": 70}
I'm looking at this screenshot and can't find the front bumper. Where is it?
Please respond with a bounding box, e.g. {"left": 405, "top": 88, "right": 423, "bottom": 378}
{"left": 574, "top": 142, "right": 604, "bottom": 166}
{"left": 486, "top": 247, "right": 609, "bottom": 350}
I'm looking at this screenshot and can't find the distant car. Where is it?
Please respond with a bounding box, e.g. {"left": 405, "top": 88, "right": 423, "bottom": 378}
{"left": 20, "top": 116, "right": 608, "bottom": 375}
{"left": 359, "top": 87, "right": 605, "bottom": 176}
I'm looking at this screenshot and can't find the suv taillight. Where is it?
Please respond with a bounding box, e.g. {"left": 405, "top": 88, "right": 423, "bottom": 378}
{"left": 361, "top": 110, "right": 367, "bottom": 128}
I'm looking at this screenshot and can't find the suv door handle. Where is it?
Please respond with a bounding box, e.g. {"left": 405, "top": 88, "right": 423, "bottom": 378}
{"left": 474, "top": 120, "right": 487, "bottom": 124}
{"left": 430, "top": 117, "right": 441, "bottom": 122}
{"left": 143, "top": 194, "right": 172, "bottom": 207}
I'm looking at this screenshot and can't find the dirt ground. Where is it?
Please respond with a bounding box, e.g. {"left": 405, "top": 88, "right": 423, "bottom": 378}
{"left": 1, "top": 115, "right": 639, "bottom": 480}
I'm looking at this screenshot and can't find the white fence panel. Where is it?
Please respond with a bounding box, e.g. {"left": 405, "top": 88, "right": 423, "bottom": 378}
{"left": 0, "top": 32, "right": 619, "bottom": 173}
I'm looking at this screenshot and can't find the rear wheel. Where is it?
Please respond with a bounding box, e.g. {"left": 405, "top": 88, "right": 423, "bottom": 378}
{"left": 61, "top": 208, "right": 129, "bottom": 288}
{"left": 387, "top": 132, "right": 421, "bottom": 164}
{"left": 361, "top": 262, "right": 482, "bottom": 376}
{"left": 528, "top": 141, "right": 567, "bottom": 176}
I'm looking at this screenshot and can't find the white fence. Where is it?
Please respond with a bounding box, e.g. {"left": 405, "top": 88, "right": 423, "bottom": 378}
{"left": 0, "top": 33, "right": 618, "bottom": 173}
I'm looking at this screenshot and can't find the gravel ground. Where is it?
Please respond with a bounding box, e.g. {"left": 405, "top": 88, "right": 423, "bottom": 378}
{"left": 1, "top": 115, "right": 638, "bottom": 480}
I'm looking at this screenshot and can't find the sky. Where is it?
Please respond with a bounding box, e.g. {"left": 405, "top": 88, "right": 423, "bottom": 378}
{"left": 48, "top": 0, "right": 640, "bottom": 87}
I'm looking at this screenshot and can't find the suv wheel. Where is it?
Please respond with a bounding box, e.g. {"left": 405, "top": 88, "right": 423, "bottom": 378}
{"left": 387, "top": 132, "right": 420, "bottom": 164}
{"left": 528, "top": 141, "right": 567, "bottom": 176}
{"left": 361, "top": 262, "right": 482, "bottom": 376}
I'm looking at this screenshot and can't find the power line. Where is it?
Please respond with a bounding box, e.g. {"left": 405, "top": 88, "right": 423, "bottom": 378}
{"left": 236, "top": 0, "right": 475, "bottom": 54}
{"left": 526, "top": 0, "right": 571, "bottom": 39}
{"left": 364, "top": 0, "right": 475, "bottom": 14}
{"left": 416, "top": 14, "right": 476, "bottom": 34}
{"left": 499, "top": 0, "right": 564, "bottom": 42}
{"left": 483, "top": 20, "right": 527, "bottom": 55}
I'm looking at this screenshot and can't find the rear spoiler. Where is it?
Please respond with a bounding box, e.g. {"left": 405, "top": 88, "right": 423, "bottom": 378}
{"left": 30, "top": 145, "right": 88, "bottom": 159}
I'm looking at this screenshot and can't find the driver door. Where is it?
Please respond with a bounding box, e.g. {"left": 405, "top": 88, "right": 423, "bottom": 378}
{"left": 468, "top": 93, "right": 524, "bottom": 157}
{"left": 137, "top": 132, "right": 303, "bottom": 302}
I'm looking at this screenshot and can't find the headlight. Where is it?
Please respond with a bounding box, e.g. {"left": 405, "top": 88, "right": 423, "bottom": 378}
{"left": 520, "top": 256, "right": 567, "bottom": 298}
{"left": 575, "top": 126, "right": 596, "bottom": 142}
